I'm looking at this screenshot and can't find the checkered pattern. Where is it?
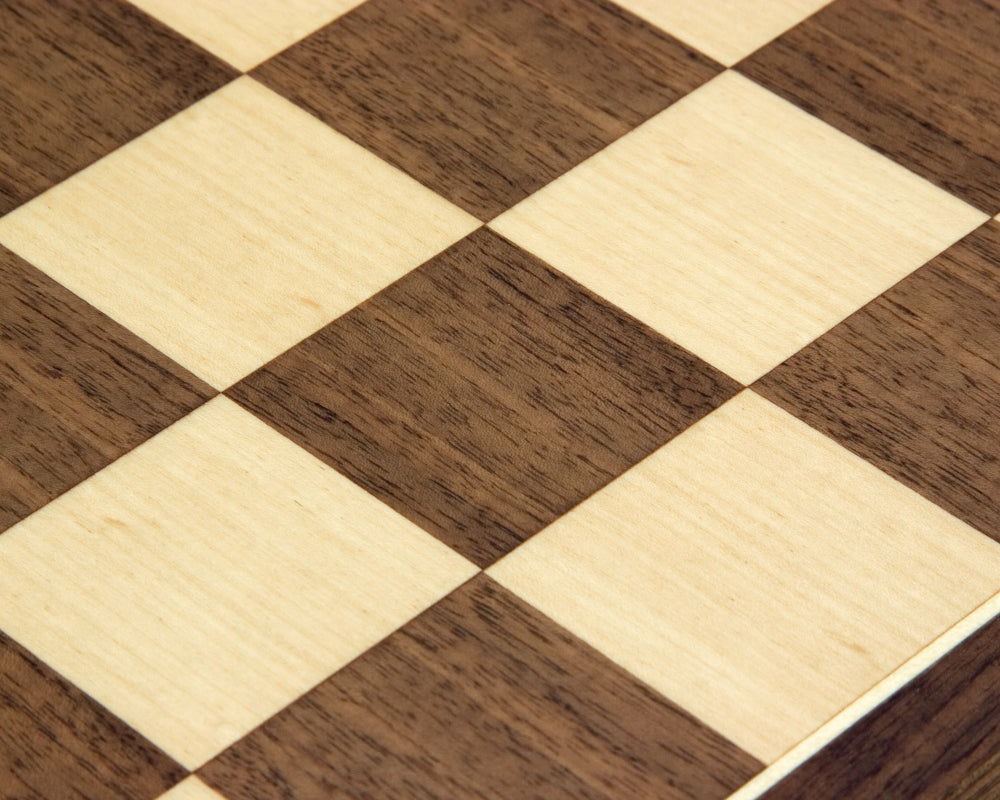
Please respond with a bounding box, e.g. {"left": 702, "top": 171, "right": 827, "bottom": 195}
{"left": 2, "top": 1, "right": 1000, "bottom": 798}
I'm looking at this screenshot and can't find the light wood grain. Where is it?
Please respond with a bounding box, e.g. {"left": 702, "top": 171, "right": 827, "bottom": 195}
{"left": 614, "top": 0, "right": 831, "bottom": 65}
{"left": 0, "top": 76, "right": 478, "bottom": 389}
{"left": 491, "top": 70, "right": 987, "bottom": 384}
{"left": 739, "top": 0, "right": 1000, "bottom": 215}
{"left": 488, "top": 390, "right": 1000, "bottom": 763}
{"left": 129, "top": 0, "right": 365, "bottom": 71}
{"left": 0, "top": 396, "right": 477, "bottom": 768}
{"left": 156, "top": 777, "right": 228, "bottom": 800}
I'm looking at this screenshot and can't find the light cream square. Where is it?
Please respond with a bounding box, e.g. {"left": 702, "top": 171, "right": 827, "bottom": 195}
{"left": 0, "top": 397, "right": 476, "bottom": 768}
{"left": 616, "top": 0, "right": 832, "bottom": 65}
{"left": 130, "top": 0, "right": 365, "bottom": 70}
{"left": 491, "top": 71, "right": 987, "bottom": 384}
{"left": 0, "top": 77, "right": 478, "bottom": 389}
{"left": 489, "top": 390, "right": 1000, "bottom": 762}
{"left": 155, "top": 777, "right": 228, "bottom": 800}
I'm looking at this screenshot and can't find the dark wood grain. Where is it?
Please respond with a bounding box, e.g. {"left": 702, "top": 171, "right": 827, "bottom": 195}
{"left": 199, "top": 575, "right": 762, "bottom": 800}
{"left": 228, "top": 228, "right": 739, "bottom": 566}
{"left": 0, "top": 245, "right": 215, "bottom": 533}
{"left": 940, "top": 749, "right": 1000, "bottom": 800}
{"left": 0, "top": 0, "right": 237, "bottom": 216}
{"left": 755, "top": 219, "right": 1000, "bottom": 543}
{"left": 757, "top": 611, "right": 1000, "bottom": 800}
{"left": 0, "top": 629, "right": 185, "bottom": 800}
{"left": 251, "top": 0, "right": 720, "bottom": 220}
{"left": 738, "top": 0, "right": 1000, "bottom": 215}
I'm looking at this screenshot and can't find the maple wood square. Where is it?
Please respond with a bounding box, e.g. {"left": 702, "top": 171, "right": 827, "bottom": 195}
{"left": 492, "top": 71, "right": 987, "bottom": 384}
{"left": 490, "top": 391, "right": 1000, "bottom": 763}
{"left": 0, "top": 77, "right": 478, "bottom": 390}
{"left": 0, "top": 397, "right": 475, "bottom": 769}
{"left": 229, "top": 228, "right": 739, "bottom": 567}
{"left": 0, "top": 0, "right": 236, "bottom": 215}
{"left": 251, "top": 0, "right": 721, "bottom": 219}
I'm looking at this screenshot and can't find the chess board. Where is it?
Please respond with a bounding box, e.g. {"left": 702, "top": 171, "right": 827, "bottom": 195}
{"left": 2, "top": 1, "right": 1000, "bottom": 798}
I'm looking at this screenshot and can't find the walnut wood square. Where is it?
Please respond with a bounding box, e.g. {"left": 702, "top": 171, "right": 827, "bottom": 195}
{"left": 0, "top": 0, "right": 237, "bottom": 215}
{"left": 199, "top": 575, "right": 762, "bottom": 800}
{"left": 755, "top": 219, "right": 1000, "bottom": 543}
{"left": 0, "top": 630, "right": 185, "bottom": 800}
{"left": 0, "top": 246, "right": 214, "bottom": 533}
{"left": 251, "top": 0, "right": 720, "bottom": 219}
{"left": 738, "top": 0, "right": 1000, "bottom": 215}
{"left": 758, "top": 611, "right": 1000, "bottom": 800}
{"left": 228, "top": 228, "right": 739, "bottom": 566}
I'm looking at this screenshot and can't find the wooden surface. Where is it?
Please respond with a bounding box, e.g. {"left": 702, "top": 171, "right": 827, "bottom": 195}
{"left": 158, "top": 779, "right": 229, "bottom": 800}
{"left": 0, "top": 76, "right": 477, "bottom": 389}
{"left": 757, "top": 611, "right": 1000, "bottom": 800}
{"left": 491, "top": 70, "right": 986, "bottom": 384}
{"left": 0, "top": 631, "right": 184, "bottom": 800}
{"left": 126, "top": 0, "right": 365, "bottom": 70}
{"left": 739, "top": 0, "right": 1000, "bottom": 215}
{"left": 230, "top": 228, "right": 738, "bottom": 566}
{"left": 0, "top": 397, "right": 475, "bottom": 768}
{"left": 199, "top": 575, "right": 763, "bottom": 800}
{"left": 0, "top": 0, "right": 235, "bottom": 215}
{"left": 1, "top": 1, "right": 1000, "bottom": 798}
{"left": 252, "top": 0, "right": 721, "bottom": 219}
{"left": 489, "top": 391, "right": 1000, "bottom": 763}
{"left": 757, "top": 219, "right": 1000, "bottom": 544}
{"left": 613, "top": 0, "right": 831, "bottom": 65}
{"left": 0, "top": 245, "right": 212, "bottom": 534}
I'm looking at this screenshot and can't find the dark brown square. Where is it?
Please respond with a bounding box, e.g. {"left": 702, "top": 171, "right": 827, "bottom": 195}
{"left": 738, "top": 0, "right": 1000, "bottom": 215}
{"left": 251, "top": 0, "right": 721, "bottom": 220}
{"left": 0, "top": 0, "right": 237, "bottom": 215}
{"left": 0, "top": 246, "right": 215, "bottom": 533}
{"left": 228, "top": 228, "right": 739, "bottom": 566}
{"left": 0, "top": 630, "right": 185, "bottom": 800}
{"left": 199, "top": 575, "right": 762, "bottom": 800}
{"left": 755, "top": 219, "right": 1000, "bottom": 544}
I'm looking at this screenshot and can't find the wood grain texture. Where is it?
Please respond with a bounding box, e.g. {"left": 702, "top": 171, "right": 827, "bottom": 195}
{"left": 251, "top": 0, "right": 720, "bottom": 220}
{"left": 0, "top": 244, "right": 213, "bottom": 535}
{"left": 738, "top": 0, "right": 1000, "bottom": 215}
{"left": 199, "top": 575, "right": 763, "bottom": 800}
{"left": 229, "top": 227, "right": 739, "bottom": 567}
{"left": 614, "top": 0, "right": 831, "bottom": 65}
{"left": 0, "top": 0, "right": 236, "bottom": 216}
{"left": 0, "top": 77, "right": 478, "bottom": 389}
{"left": 0, "top": 397, "right": 476, "bottom": 768}
{"left": 0, "top": 630, "right": 185, "bottom": 800}
{"left": 489, "top": 391, "right": 1000, "bottom": 763}
{"left": 491, "top": 70, "right": 986, "bottom": 384}
{"left": 755, "top": 219, "right": 1000, "bottom": 544}
{"left": 155, "top": 777, "right": 228, "bottom": 800}
{"left": 757, "top": 610, "right": 1000, "bottom": 800}
{"left": 128, "top": 0, "right": 365, "bottom": 70}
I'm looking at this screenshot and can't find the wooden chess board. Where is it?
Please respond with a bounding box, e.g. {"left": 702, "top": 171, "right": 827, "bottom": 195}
{"left": 2, "top": 1, "right": 1000, "bottom": 798}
